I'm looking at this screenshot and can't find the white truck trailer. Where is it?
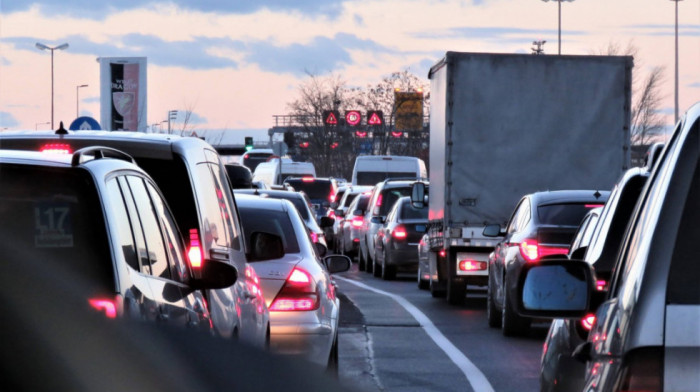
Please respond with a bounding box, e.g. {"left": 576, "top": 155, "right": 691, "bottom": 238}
{"left": 425, "top": 52, "right": 632, "bottom": 305}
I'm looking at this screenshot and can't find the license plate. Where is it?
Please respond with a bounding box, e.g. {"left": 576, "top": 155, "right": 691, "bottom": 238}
{"left": 415, "top": 224, "right": 426, "bottom": 233}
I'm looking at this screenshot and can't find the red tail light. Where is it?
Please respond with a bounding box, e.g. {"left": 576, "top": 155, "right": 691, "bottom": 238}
{"left": 458, "top": 259, "right": 487, "bottom": 271}
{"left": 269, "top": 267, "right": 319, "bottom": 311}
{"left": 352, "top": 216, "right": 363, "bottom": 227}
{"left": 596, "top": 279, "right": 608, "bottom": 291}
{"left": 376, "top": 194, "right": 383, "bottom": 207}
{"left": 328, "top": 210, "right": 336, "bottom": 219}
{"left": 614, "top": 348, "right": 663, "bottom": 392}
{"left": 310, "top": 232, "right": 319, "bottom": 243}
{"left": 302, "top": 176, "right": 314, "bottom": 182}
{"left": 89, "top": 297, "right": 117, "bottom": 318}
{"left": 581, "top": 313, "right": 596, "bottom": 331}
{"left": 329, "top": 192, "right": 335, "bottom": 202}
{"left": 40, "top": 143, "right": 72, "bottom": 154}
{"left": 439, "top": 249, "right": 446, "bottom": 258}
{"left": 519, "top": 239, "right": 568, "bottom": 262}
{"left": 585, "top": 204, "right": 605, "bottom": 208}
{"left": 187, "top": 228, "right": 203, "bottom": 268}
{"left": 392, "top": 225, "right": 408, "bottom": 239}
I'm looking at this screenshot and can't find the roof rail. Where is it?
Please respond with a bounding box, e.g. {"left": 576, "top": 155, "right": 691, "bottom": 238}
{"left": 71, "top": 146, "right": 136, "bottom": 167}
{"left": 381, "top": 177, "right": 429, "bottom": 184}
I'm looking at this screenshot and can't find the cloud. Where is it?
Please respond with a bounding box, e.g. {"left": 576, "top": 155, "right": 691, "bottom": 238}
{"left": 688, "top": 82, "right": 700, "bottom": 89}
{"left": 0, "top": 112, "right": 20, "bottom": 128}
{"left": 412, "top": 26, "right": 585, "bottom": 41}
{"left": 185, "top": 112, "right": 208, "bottom": 125}
{"left": 624, "top": 24, "right": 700, "bottom": 37}
{"left": 2, "top": 0, "right": 345, "bottom": 19}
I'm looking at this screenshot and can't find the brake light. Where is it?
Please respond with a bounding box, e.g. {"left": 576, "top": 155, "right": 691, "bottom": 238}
{"left": 89, "top": 298, "right": 117, "bottom": 318}
{"left": 269, "top": 267, "right": 319, "bottom": 311}
{"left": 302, "top": 176, "right": 314, "bottom": 182}
{"left": 328, "top": 210, "right": 336, "bottom": 219}
{"left": 329, "top": 192, "right": 335, "bottom": 203}
{"left": 376, "top": 194, "right": 383, "bottom": 207}
{"left": 40, "top": 143, "right": 72, "bottom": 154}
{"left": 458, "top": 259, "right": 487, "bottom": 271}
{"left": 614, "top": 348, "right": 663, "bottom": 392}
{"left": 187, "top": 228, "right": 203, "bottom": 268}
{"left": 439, "top": 249, "right": 446, "bottom": 258}
{"left": 310, "top": 232, "right": 319, "bottom": 243}
{"left": 581, "top": 314, "right": 596, "bottom": 331}
{"left": 585, "top": 204, "right": 605, "bottom": 208}
{"left": 519, "top": 239, "right": 568, "bottom": 262}
{"left": 392, "top": 225, "right": 408, "bottom": 239}
{"left": 352, "top": 216, "right": 363, "bottom": 227}
{"left": 596, "top": 279, "right": 607, "bottom": 291}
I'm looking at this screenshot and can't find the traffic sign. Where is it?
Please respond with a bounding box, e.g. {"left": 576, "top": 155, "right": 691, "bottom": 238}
{"left": 69, "top": 116, "right": 101, "bottom": 131}
{"left": 323, "top": 110, "right": 340, "bottom": 126}
{"left": 367, "top": 110, "right": 384, "bottom": 126}
{"left": 345, "top": 110, "right": 361, "bottom": 127}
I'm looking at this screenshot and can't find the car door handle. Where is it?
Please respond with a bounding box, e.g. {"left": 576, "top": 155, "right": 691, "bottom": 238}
{"left": 209, "top": 248, "right": 229, "bottom": 261}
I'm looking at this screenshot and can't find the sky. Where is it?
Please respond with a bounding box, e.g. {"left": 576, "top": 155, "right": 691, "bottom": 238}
{"left": 1, "top": 0, "right": 698, "bottom": 143}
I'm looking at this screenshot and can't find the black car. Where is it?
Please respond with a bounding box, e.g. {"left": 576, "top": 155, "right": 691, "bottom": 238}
{"left": 373, "top": 196, "right": 429, "bottom": 280}
{"left": 484, "top": 190, "right": 609, "bottom": 336}
{"left": 283, "top": 177, "right": 339, "bottom": 222}
{"left": 0, "top": 147, "right": 236, "bottom": 329}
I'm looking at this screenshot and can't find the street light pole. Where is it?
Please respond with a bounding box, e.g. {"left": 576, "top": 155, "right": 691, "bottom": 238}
{"left": 542, "top": 0, "right": 575, "bottom": 55}
{"left": 36, "top": 42, "right": 69, "bottom": 129}
{"left": 670, "top": 0, "right": 683, "bottom": 123}
{"left": 76, "top": 84, "right": 88, "bottom": 118}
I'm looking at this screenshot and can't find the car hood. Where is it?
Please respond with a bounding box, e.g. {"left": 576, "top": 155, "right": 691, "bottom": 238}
{"left": 249, "top": 255, "right": 304, "bottom": 306}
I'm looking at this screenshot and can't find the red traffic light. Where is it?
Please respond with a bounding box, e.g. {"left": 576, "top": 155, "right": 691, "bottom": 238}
{"left": 299, "top": 141, "right": 309, "bottom": 148}
{"left": 330, "top": 142, "right": 339, "bottom": 149}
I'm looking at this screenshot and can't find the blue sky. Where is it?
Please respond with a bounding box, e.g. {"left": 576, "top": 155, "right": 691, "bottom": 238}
{"left": 1, "top": 0, "right": 698, "bottom": 135}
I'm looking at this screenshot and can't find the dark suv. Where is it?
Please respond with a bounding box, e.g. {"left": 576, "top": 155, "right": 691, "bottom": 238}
{"left": 283, "top": 177, "right": 338, "bottom": 221}
{"left": 0, "top": 147, "right": 236, "bottom": 328}
{"left": 0, "top": 130, "right": 269, "bottom": 347}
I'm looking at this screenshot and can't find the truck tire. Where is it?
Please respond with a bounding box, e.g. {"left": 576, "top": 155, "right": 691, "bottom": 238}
{"left": 446, "top": 278, "right": 466, "bottom": 305}
{"left": 417, "top": 264, "right": 429, "bottom": 290}
{"left": 430, "top": 278, "right": 446, "bottom": 298}
{"left": 502, "top": 289, "right": 531, "bottom": 336}
{"left": 486, "top": 272, "right": 501, "bottom": 328}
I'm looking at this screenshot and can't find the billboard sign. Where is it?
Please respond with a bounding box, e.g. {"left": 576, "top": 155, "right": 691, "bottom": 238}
{"left": 99, "top": 57, "right": 147, "bottom": 131}
{"left": 394, "top": 91, "right": 423, "bottom": 131}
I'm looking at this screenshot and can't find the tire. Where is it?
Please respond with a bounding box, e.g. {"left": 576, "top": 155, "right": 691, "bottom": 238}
{"left": 381, "top": 251, "right": 396, "bottom": 280}
{"left": 417, "top": 265, "right": 429, "bottom": 290}
{"left": 372, "top": 255, "right": 382, "bottom": 277}
{"left": 365, "top": 251, "right": 374, "bottom": 274}
{"left": 358, "top": 249, "right": 365, "bottom": 271}
{"left": 502, "top": 286, "right": 531, "bottom": 337}
{"left": 430, "top": 278, "right": 446, "bottom": 298}
{"left": 326, "top": 333, "right": 339, "bottom": 378}
{"left": 446, "top": 278, "right": 466, "bottom": 306}
{"left": 487, "top": 272, "right": 501, "bottom": 328}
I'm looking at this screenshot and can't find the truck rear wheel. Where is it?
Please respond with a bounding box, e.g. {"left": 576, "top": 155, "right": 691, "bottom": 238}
{"left": 446, "top": 278, "right": 466, "bottom": 305}
{"left": 430, "top": 279, "right": 446, "bottom": 298}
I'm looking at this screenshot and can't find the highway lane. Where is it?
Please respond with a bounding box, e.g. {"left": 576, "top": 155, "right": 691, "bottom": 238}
{"left": 337, "top": 264, "right": 548, "bottom": 392}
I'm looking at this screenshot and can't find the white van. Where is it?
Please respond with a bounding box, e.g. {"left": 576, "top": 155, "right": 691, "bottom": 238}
{"left": 252, "top": 158, "right": 316, "bottom": 186}
{"left": 352, "top": 155, "right": 427, "bottom": 186}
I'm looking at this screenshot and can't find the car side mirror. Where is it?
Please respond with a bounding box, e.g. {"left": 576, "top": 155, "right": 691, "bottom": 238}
{"left": 482, "top": 224, "right": 502, "bottom": 237}
{"left": 411, "top": 182, "right": 426, "bottom": 209}
{"left": 324, "top": 254, "right": 351, "bottom": 274}
{"left": 248, "top": 231, "right": 285, "bottom": 261}
{"left": 190, "top": 259, "right": 238, "bottom": 290}
{"left": 371, "top": 216, "right": 384, "bottom": 224}
{"left": 319, "top": 216, "right": 335, "bottom": 228}
{"left": 517, "top": 259, "right": 593, "bottom": 318}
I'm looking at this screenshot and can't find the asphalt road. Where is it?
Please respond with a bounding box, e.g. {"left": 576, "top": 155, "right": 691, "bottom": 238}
{"left": 336, "top": 264, "right": 548, "bottom": 392}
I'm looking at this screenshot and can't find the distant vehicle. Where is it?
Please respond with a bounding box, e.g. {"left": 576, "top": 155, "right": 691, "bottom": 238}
{"left": 235, "top": 195, "right": 351, "bottom": 371}
{"left": 416, "top": 233, "right": 434, "bottom": 290}
{"left": 539, "top": 167, "right": 651, "bottom": 392}
{"left": 484, "top": 190, "right": 609, "bottom": 336}
{"left": 283, "top": 177, "right": 338, "bottom": 223}
{"left": 338, "top": 192, "right": 371, "bottom": 260}
{"left": 373, "top": 196, "right": 429, "bottom": 280}
{"left": 234, "top": 189, "right": 333, "bottom": 252}
{"left": 331, "top": 185, "right": 373, "bottom": 253}
{"left": 351, "top": 155, "right": 427, "bottom": 186}
{"left": 360, "top": 179, "right": 426, "bottom": 274}
{"left": 252, "top": 158, "right": 316, "bottom": 187}
{"left": 517, "top": 102, "right": 700, "bottom": 392}
{"left": 420, "top": 51, "right": 632, "bottom": 305}
{"left": 0, "top": 147, "right": 237, "bottom": 331}
{"left": 239, "top": 148, "right": 275, "bottom": 172}
{"left": 0, "top": 130, "right": 270, "bottom": 348}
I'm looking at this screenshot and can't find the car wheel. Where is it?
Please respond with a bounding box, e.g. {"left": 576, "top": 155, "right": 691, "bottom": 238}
{"left": 446, "top": 278, "right": 466, "bottom": 306}
{"left": 358, "top": 249, "right": 366, "bottom": 271}
{"left": 372, "top": 255, "right": 382, "bottom": 278}
{"left": 381, "top": 251, "right": 396, "bottom": 280}
{"left": 501, "top": 285, "right": 531, "bottom": 336}
{"left": 326, "top": 332, "right": 339, "bottom": 378}
{"left": 417, "top": 263, "right": 429, "bottom": 290}
{"left": 487, "top": 272, "right": 501, "bottom": 328}
{"left": 365, "top": 251, "right": 374, "bottom": 274}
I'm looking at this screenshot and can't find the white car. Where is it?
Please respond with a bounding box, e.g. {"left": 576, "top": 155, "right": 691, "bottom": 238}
{"left": 235, "top": 194, "right": 351, "bottom": 371}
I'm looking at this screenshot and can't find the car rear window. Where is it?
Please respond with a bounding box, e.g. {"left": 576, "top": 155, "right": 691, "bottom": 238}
{"left": 237, "top": 207, "right": 300, "bottom": 255}
{"left": 284, "top": 179, "right": 335, "bottom": 202}
{"left": 243, "top": 153, "right": 273, "bottom": 172}
{"left": 357, "top": 172, "right": 418, "bottom": 186}
{"left": 377, "top": 187, "right": 412, "bottom": 216}
{"left": 400, "top": 201, "right": 429, "bottom": 220}
{"left": 0, "top": 163, "right": 113, "bottom": 293}
{"left": 537, "top": 203, "right": 600, "bottom": 226}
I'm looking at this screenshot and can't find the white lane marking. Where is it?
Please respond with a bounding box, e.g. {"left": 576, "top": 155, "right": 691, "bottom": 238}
{"left": 336, "top": 276, "right": 495, "bottom": 392}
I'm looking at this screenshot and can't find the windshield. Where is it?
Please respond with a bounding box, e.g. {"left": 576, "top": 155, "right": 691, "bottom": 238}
{"left": 237, "top": 207, "right": 300, "bottom": 254}
{"left": 356, "top": 172, "right": 418, "bottom": 186}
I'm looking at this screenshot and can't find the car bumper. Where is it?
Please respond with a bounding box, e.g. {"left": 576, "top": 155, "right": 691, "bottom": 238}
{"left": 269, "top": 315, "right": 335, "bottom": 367}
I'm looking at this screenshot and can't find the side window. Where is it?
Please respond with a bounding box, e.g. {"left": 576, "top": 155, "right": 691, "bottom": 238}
{"left": 195, "top": 163, "right": 240, "bottom": 250}
{"left": 126, "top": 176, "right": 171, "bottom": 280}
{"left": 145, "top": 181, "right": 189, "bottom": 283}
{"left": 117, "top": 177, "right": 151, "bottom": 275}
{"left": 106, "top": 178, "right": 140, "bottom": 271}
{"left": 507, "top": 198, "right": 530, "bottom": 234}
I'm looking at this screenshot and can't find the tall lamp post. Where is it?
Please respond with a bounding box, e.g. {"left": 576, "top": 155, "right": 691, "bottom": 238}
{"left": 76, "top": 84, "right": 88, "bottom": 118}
{"left": 541, "top": 0, "right": 575, "bottom": 55}
{"left": 36, "top": 42, "right": 69, "bottom": 129}
{"left": 670, "top": 0, "right": 683, "bottom": 123}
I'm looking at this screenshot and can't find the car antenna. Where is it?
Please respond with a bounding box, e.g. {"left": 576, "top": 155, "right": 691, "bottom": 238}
{"left": 55, "top": 121, "right": 68, "bottom": 135}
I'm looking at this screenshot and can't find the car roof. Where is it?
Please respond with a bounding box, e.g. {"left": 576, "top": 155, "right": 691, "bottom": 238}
{"left": 234, "top": 193, "right": 290, "bottom": 212}
{"left": 0, "top": 147, "right": 147, "bottom": 176}
{"left": 528, "top": 190, "right": 610, "bottom": 205}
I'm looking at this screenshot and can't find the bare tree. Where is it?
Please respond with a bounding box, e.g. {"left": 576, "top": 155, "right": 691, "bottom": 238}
{"left": 594, "top": 41, "right": 668, "bottom": 145}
